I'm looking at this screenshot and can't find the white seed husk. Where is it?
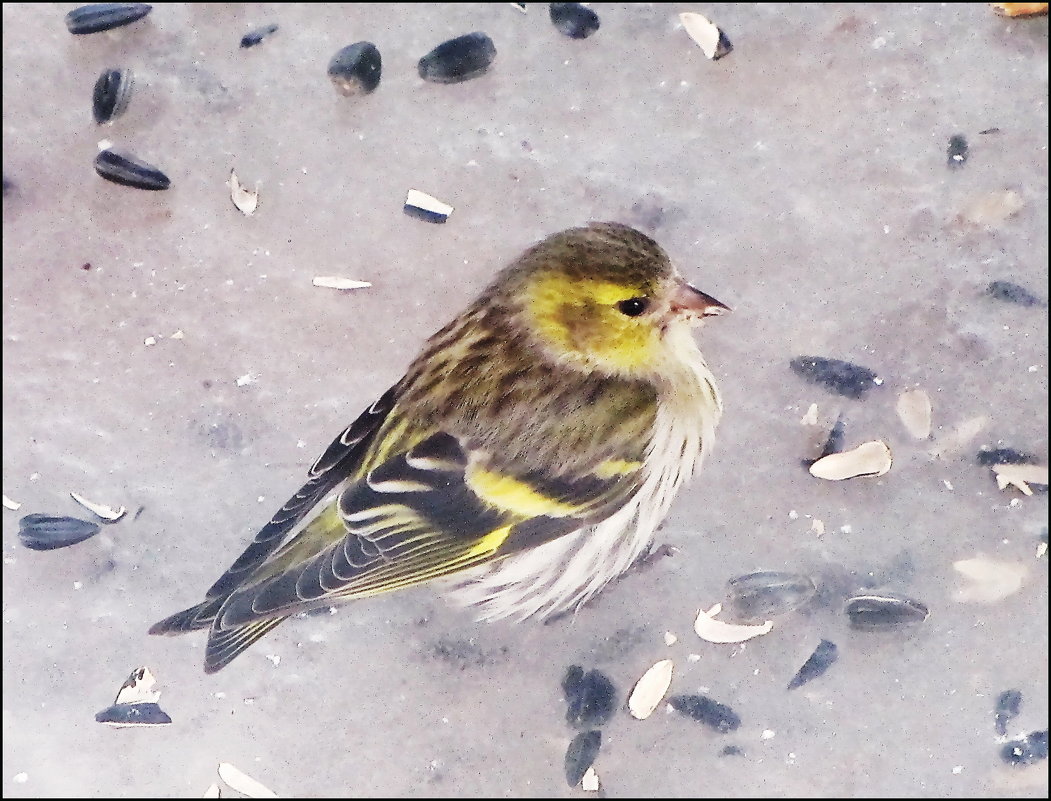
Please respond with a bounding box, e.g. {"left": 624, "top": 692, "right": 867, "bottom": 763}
{"left": 809, "top": 440, "right": 892, "bottom": 480}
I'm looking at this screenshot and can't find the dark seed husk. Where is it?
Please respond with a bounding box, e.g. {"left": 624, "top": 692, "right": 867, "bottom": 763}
{"left": 562, "top": 666, "right": 616, "bottom": 729}
{"left": 327, "top": 42, "right": 381, "bottom": 95}
{"left": 1001, "top": 730, "right": 1048, "bottom": 766}
{"left": 845, "top": 593, "right": 929, "bottom": 630}
{"left": 668, "top": 694, "right": 741, "bottom": 733}
{"left": 947, "top": 134, "right": 969, "bottom": 169}
{"left": 95, "top": 701, "right": 172, "bottom": 727}
{"left": 787, "top": 639, "right": 838, "bottom": 690}
{"left": 18, "top": 514, "right": 100, "bottom": 551}
{"left": 790, "top": 356, "right": 881, "bottom": 400}
{"left": 550, "top": 3, "right": 600, "bottom": 39}
{"left": 240, "top": 23, "right": 278, "bottom": 48}
{"left": 728, "top": 571, "right": 817, "bottom": 621}
{"left": 803, "top": 415, "right": 846, "bottom": 468}
{"left": 986, "top": 280, "right": 1046, "bottom": 307}
{"left": 995, "top": 689, "right": 1023, "bottom": 737}
{"left": 976, "top": 447, "right": 1039, "bottom": 466}
{"left": 93, "top": 68, "right": 133, "bottom": 124}
{"left": 94, "top": 149, "right": 170, "bottom": 190}
{"left": 65, "top": 3, "right": 152, "bottom": 34}
{"left": 564, "top": 730, "right": 601, "bottom": 787}
{"left": 418, "top": 32, "right": 496, "bottom": 84}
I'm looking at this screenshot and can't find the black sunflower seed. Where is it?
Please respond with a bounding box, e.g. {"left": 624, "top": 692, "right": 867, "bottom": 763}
{"left": 787, "top": 639, "right": 838, "bottom": 690}
{"left": 18, "top": 514, "right": 100, "bottom": 551}
{"left": 95, "top": 702, "right": 172, "bottom": 727}
{"left": 728, "top": 571, "right": 817, "bottom": 621}
{"left": 947, "top": 134, "right": 969, "bottom": 169}
{"left": 240, "top": 23, "right": 278, "bottom": 48}
{"left": 844, "top": 593, "right": 929, "bottom": 630}
{"left": 1001, "top": 730, "right": 1048, "bottom": 766}
{"left": 562, "top": 665, "right": 616, "bottom": 729}
{"left": 94, "top": 149, "right": 170, "bottom": 190}
{"left": 549, "top": 3, "right": 600, "bottom": 39}
{"left": 564, "top": 730, "right": 601, "bottom": 787}
{"left": 995, "top": 689, "right": 1023, "bottom": 737}
{"left": 986, "top": 280, "right": 1046, "bottom": 307}
{"left": 328, "top": 42, "right": 381, "bottom": 95}
{"left": 789, "top": 356, "right": 881, "bottom": 400}
{"left": 668, "top": 694, "right": 741, "bottom": 733}
{"left": 92, "top": 68, "right": 133, "bottom": 124}
{"left": 418, "top": 32, "right": 496, "bottom": 84}
{"left": 65, "top": 3, "right": 151, "bottom": 35}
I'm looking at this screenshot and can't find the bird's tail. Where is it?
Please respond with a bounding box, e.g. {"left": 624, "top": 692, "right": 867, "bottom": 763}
{"left": 149, "top": 599, "right": 288, "bottom": 673}
{"left": 204, "top": 617, "right": 288, "bottom": 674}
{"left": 148, "top": 598, "right": 223, "bottom": 634}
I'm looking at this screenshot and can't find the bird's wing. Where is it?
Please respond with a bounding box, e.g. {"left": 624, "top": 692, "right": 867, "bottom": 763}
{"left": 211, "top": 431, "right": 646, "bottom": 631}
{"left": 149, "top": 385, "right": 399, "bottom": 635}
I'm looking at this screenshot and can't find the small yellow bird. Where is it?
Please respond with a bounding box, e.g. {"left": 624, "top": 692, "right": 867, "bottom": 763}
{"left": 150, "top": 223, "right": 729, "bottom": 672}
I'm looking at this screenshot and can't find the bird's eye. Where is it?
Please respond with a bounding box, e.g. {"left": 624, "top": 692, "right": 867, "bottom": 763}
{"left": 617, "top": 297, "right": 649, "bottom": 317}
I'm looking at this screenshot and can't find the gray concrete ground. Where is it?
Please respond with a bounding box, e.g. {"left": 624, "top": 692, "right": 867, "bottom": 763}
{"left": 3, "top": 3, "right": 1048, "bottom": 797}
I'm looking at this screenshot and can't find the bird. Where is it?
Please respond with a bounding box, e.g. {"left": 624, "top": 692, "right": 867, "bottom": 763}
{"left": 149, "top": 222, "right": 729, "bottom": 672}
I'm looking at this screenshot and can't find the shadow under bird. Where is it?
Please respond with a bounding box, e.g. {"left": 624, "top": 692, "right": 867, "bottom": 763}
{"left": 150, "top": 223, "right": 730, "bottom": 672}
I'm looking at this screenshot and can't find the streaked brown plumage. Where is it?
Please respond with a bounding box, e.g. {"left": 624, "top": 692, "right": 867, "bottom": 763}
{"left": 150, "top": 222, "right": 728, "bottom": 672}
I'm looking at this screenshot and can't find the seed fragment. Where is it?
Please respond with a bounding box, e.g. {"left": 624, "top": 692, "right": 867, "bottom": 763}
{"left": 217, "top": 763, "right": 278, "bottom": 798}
{"left": 96, "top": 666, "right": 171, "bottom": 727}
{"left": 694, "top": 602, "right": 773, "bottom": 643}
{"left": 991, "top": 463, "right": 1049, "bottom": 496}
{"left": 327, "top": 42, "right": 381, "bottom": 95}
{"left": 240, "top": 23, "right": 278, "bottom": 48}
{"left": 564, "top": 730, "right": 601, "bottom": 787}
{"left": 69, "top": 491, "right": 126, "bottom": 522}
{"left": 94, "top": 149, "right": 170, "bottom": 190}
{"left": 65, "top": 3, "right": 152, "bottom": 34}
{"left": 18, "top": 514, "right": 100, "bottom": 550}
{"left": 418, "top": 32, "right": 496, "bottom": 84}
{"left": 995, "top": 689, "right": 1023, "bottom": 737}
{"left": 312, "top": 276, "right": 371, "bottom": 290}
{"left": 549, "top": 3, "right": 600, "bottom": 39}
{"left": 789, "top": 356, "right": 881, "bottom": 399}
{"left": 679, "top": 12, "right": 733, "bottom": 60}
{"left": 113, "top": 666, "right": 161, "bottom": 704}
{"left": 986, "top": 280, "right": 1046, "bottom": 306}
{"left": 628, "top": 659, "right": 673, "bottom": 720}
{"left": 896, "top": 389, "right": 932, "bottom": 439}
{"left": 404, "top": 189, "right": 453, "bottom": 224}
{"left": 953, "top": 556, "right": 1028, "bottom": 602}
{"left": 92, "top": 68, "right": 134, "bottom": 124}
{"left": 810, "top": 440, "right": 892, "bottom": 480}
{"left": 562, "top": 666, "right": 616, "bottom": 729}
{"left": 229, "top": 170, "right": 259, "bottom": 215}
{"left": 94, "top": 702, "right": 172, "bottom": 727}
{"left": 727, "top": 571, "right": 816, "bottom": 621}
{"left": 845, "top": 593, "right": 929, "bottom": 630}
{"left": 668, "top": 694, "right": 741, "bottom": 733}
{"left": 947, "top": 134, "right": 969, "bottom": 168}
{"left": 787, "top": 639, "right": 838, "bottom": 690}
{"left": 802, "top": 416, "right": 845, "bottom": 468}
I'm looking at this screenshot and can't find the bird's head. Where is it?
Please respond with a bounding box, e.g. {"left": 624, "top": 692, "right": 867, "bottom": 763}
{"left": 496, "top": 222, "right": 729, "bottom": 377}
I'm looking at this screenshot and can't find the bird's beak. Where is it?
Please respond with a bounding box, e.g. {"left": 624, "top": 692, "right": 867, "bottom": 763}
{"left": 671, "top": 281, "right": 731, "bottom": 318}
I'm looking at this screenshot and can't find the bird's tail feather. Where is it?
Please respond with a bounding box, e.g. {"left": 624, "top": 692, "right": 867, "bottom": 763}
{"left": 204, "top": 617, "right": 288, "bottom": 674}
{"left": 148, "top": 598, "right": 224, "bottom": 635}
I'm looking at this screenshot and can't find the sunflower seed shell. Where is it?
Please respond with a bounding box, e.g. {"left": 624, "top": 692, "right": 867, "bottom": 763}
{"left": 94, "top": 149, "right": 170, "bottom": 190}
{"left": 418, "top": 32, "right": 496, "bottom": 84}
{"left": 66, "top": 3, "right": 152, "bottom": 34}
{"left": 18, "top": 514, "right": 100, "bottom": 550}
